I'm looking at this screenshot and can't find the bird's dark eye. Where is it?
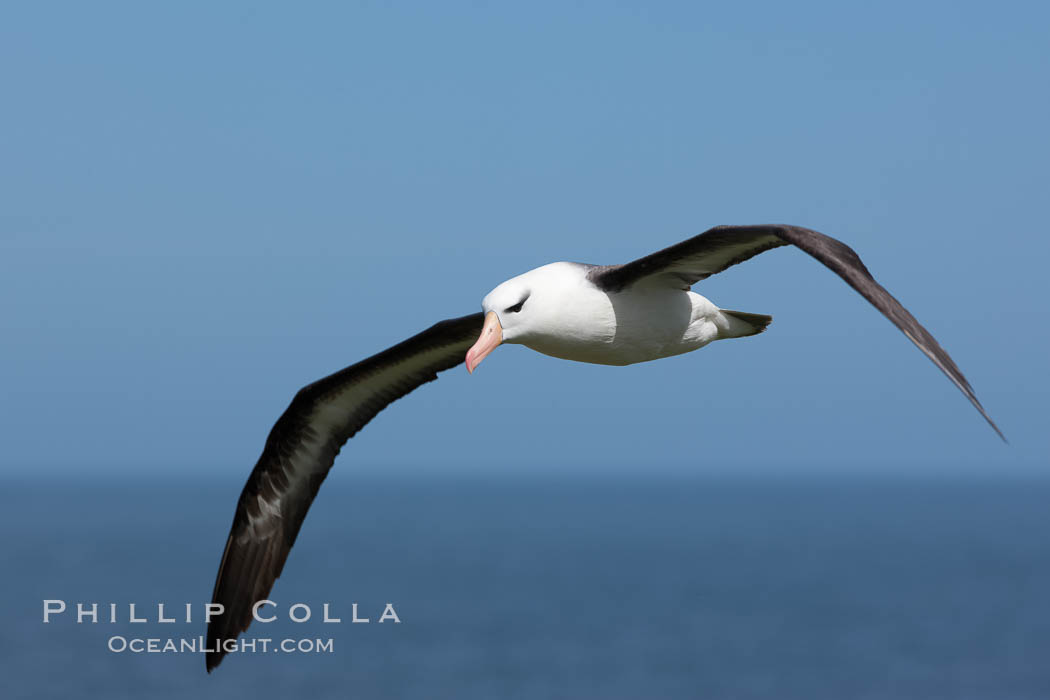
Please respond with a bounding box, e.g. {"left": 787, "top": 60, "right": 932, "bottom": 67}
{"left": 505, "top": 299, "right": 526, "bottom": 313}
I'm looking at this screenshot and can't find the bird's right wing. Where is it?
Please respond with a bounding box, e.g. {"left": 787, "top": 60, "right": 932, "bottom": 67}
{"left": 206, "top": 312, "right": 484, "bottom": 672}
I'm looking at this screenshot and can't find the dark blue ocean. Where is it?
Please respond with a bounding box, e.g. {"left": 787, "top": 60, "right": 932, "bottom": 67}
{"left": 4, "top": 474, "right": 1050, "bottom": 699}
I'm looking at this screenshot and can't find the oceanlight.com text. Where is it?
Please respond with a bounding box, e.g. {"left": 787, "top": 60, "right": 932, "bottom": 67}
{"left": 107, "top": 635, "right": 335, "bottom": 655}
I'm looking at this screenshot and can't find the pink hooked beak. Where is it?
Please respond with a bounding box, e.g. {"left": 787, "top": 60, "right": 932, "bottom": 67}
{"left": 465, "top": 311, "right": 503, "bottom": 373}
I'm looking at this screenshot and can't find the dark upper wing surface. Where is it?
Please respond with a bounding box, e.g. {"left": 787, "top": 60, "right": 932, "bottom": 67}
{"left": 206, "top": 312, "right": 484, "bottom": 672}
{"left": 590, "top": 225, "right": 1003, "bottom": 440}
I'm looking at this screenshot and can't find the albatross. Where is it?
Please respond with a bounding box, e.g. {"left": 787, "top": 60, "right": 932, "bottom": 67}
{"left": 205, "top": 224, "right": 1002, "bottom": 671}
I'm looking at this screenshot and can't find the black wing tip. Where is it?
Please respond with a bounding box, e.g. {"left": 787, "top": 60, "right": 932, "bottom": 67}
{"left": 205, "top": 628, "right": 228, "bottom": 671}
{"left": 205, "top": 533, "right": 280, "bottom": 675}
{"left": 204, "top": 626, "right": 230, "bottom": 672}
{"left": 965, "top": 383, "right": 1006, "bottom": 443}
{"left": 205, "top": 625, "right": 248, "bottom": 673}
{"left": 967, "top": 388, "right": 1006, "bottom": 443}
{"left": 981, "top": 410, "right": 1008, "bottom": 444}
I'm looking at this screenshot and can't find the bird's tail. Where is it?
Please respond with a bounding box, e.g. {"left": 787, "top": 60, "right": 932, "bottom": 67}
{"left": 719, "top": 309, "right": 773, "bottom": 338}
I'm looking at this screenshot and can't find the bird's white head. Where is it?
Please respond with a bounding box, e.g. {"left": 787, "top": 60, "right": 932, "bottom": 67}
{"left": 465, "top": 262, "right": 587, "bottom": 373}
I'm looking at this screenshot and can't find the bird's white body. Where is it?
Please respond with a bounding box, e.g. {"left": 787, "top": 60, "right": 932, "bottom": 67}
{"left": 482, "top": 262, "right": 752, "bottom": 366}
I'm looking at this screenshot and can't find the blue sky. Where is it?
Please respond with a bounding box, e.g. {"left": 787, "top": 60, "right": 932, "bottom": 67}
{"left": 2, "top": 1, "right": 1047, "bottom": 477}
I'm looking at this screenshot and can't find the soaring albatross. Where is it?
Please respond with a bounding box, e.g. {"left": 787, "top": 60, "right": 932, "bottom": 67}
{"left": 206, "top": 224, "right": 1002, "bottom": 671}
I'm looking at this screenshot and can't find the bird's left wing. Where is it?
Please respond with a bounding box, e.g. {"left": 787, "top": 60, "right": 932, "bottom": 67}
{"left": 589, "top": 225, "right": 788, "bottom": 292}
{"left": 589, "top": 225, "right": 1003, "bottom": 440}
{"left": 206, "top": 312, "right": 484, "bottom": 672}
